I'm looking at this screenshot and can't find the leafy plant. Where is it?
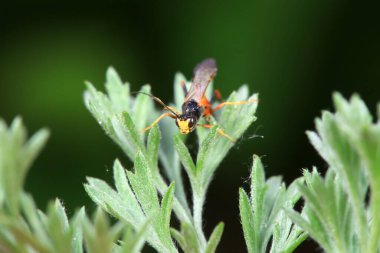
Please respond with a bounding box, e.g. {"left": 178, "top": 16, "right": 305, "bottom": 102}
{"left": 0, "top": 117, "right": 149, "bottom": 253}
{"left": 239, "top": 155, "right": 307, "bottom": 253}
{"left": 3, "top": 64, "right": 379, "bottom": 253}
{"left": 83, "top": 67, "right": 258, "bottom": 252}
{"left": 286, "top": 93, "right": 380, "bottom": 253}
{"left": 0, "top": 117, "right": 49, "bottom": 215}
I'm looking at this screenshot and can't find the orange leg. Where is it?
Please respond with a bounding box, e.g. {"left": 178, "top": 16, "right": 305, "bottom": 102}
{"left": 210, "top": 89, "right": 223, "bottom": 104}
{"left": 214, "top": 89, "right": 223, "bottom": 101}
{"left": 212, "top": 99, "right": 258, "bottom": 112}
{"left": 143, "top": 113, "right": 175, "bottom": 132}
{"left": 197, "top": 124, "right": 236, "bottom": 142}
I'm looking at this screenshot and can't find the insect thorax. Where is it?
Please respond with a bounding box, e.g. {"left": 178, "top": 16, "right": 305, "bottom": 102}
{"left": 181, "top": 99, "right": 202, "bottom": 119}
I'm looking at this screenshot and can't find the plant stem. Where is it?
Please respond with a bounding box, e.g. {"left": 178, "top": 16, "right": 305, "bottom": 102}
{"left": 172, "top": 166, "right": 191, "bottom": 216}
{"left": 349, "top": 187, "right": 367, "bottom": 253}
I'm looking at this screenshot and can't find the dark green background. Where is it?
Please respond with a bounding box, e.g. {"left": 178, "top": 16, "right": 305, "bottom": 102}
{"left": 1, "top": 1, "right": 379, "bottom": 252}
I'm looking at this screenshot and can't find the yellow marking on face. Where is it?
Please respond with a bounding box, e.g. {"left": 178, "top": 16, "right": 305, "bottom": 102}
{"left": 177, "top": 119, "right": 191, "bottom": 134}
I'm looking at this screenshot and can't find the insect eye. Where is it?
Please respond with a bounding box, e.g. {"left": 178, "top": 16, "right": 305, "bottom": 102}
{"left": 188, "top": 118, "right": 196, "bottom": 128}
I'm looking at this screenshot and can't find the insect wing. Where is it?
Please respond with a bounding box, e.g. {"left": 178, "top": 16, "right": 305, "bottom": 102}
{"left": 185, "top": 58, "right": 217, "bottom": 102}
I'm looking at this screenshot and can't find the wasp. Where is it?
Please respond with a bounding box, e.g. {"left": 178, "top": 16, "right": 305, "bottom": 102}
{"left": 143, "top": 58, "right": 257, "bottom": 141}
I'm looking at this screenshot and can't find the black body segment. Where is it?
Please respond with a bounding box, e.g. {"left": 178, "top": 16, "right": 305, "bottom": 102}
{"left": 181, "top": 99, "right": 202, "bottom": 120}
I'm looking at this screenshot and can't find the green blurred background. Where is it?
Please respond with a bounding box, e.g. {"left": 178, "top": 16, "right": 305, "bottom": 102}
{"left": 1, "top": 1, "right": 379, "bottom": 252}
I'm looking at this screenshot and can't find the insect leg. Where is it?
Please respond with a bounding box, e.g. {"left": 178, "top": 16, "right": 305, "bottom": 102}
{"left": 212, "top": 98, "right": 258, "bottom": 112}
{"left": 133, "top": 91, "right": 180, "bottom": 116}
{"left": 180, "top": 80, "right": 188, "bottom": 96}
{"left": 210, "top": 89, "right": 223, "bottom": 104}
{"left": 197, "top": 124, "right": 236, "bottom": 142}
{"left": 143, "top": 113, "right": 176, "bottom": 132}
{"left": 214, "top": 89, "right": 223, "bottom": 101}
{"left": 166, "top": 105, "right": 180, "bottom": 115}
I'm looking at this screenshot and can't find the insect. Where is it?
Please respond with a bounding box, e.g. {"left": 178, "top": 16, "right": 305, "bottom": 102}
{"left": 142, "top": 58, "right": 257, "bottom": 142}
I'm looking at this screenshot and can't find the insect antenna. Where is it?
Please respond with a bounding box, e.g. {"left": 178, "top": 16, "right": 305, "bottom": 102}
{"left": 131, "top": 91, "right": 179, "bottom": 117}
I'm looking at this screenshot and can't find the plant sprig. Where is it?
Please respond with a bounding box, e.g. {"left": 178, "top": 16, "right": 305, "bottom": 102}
{"left": 239, "top": 155, "right": 307, "bottom": 253}
{"left": 0, "top": 117, "right": 149, "bottom": 253}
{"left": 5, "top": 65, "right": 378, "bottom": 253}
{"left": 286, "top": 93, "right": 380, "bottom": 253}
{"left": 84, "top": 67, "right": 258, "bottom": 252}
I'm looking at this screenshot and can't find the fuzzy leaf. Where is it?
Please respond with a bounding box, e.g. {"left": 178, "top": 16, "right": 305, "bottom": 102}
{"left": 289, "top": 93, "right": 380, "bottom": 253}
{"left": 105, "top": 66, "right": 130, "bottom": 113}
{"left": 161, "top": 182, "right": 175, "bottom": 233}
{"left": 239, "top": 188, "right": 255, "bottom": 253}
{"left": 71, "top": 208, "right": 85, "bottom": 253}
{"left": 127, "top": 152, "right": 160, "bottom": 216}
{"left": 0, "top": 117, "right": 49, "bottom": 215}
{"left": 85, "top": 177, "right": 136, "bottom": 223}
{"left": 240, "top": 156, "right": 306, "bottom": 253}
{"left": 158, "top": 182, "right": 177, "bottom": 251}
{"left": 113, "top": 159, "right": 143, "bottom": 219}
{"left": 119, "top": 219, "right": 150, "bottom": 253}
{"left": 147, "top": 125, "right": 160, "bottom": 168}
{"left": 205, "top": 222, "right": 224, "bottom": 253}
{"left": 133, "top": 85, "right": 153, "bottom": 138}
{"left": 178, "top": 222, "right": 201, "bottom": 253}
{"left": 174, "top": 134, "right": 196, "bottom": 177}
